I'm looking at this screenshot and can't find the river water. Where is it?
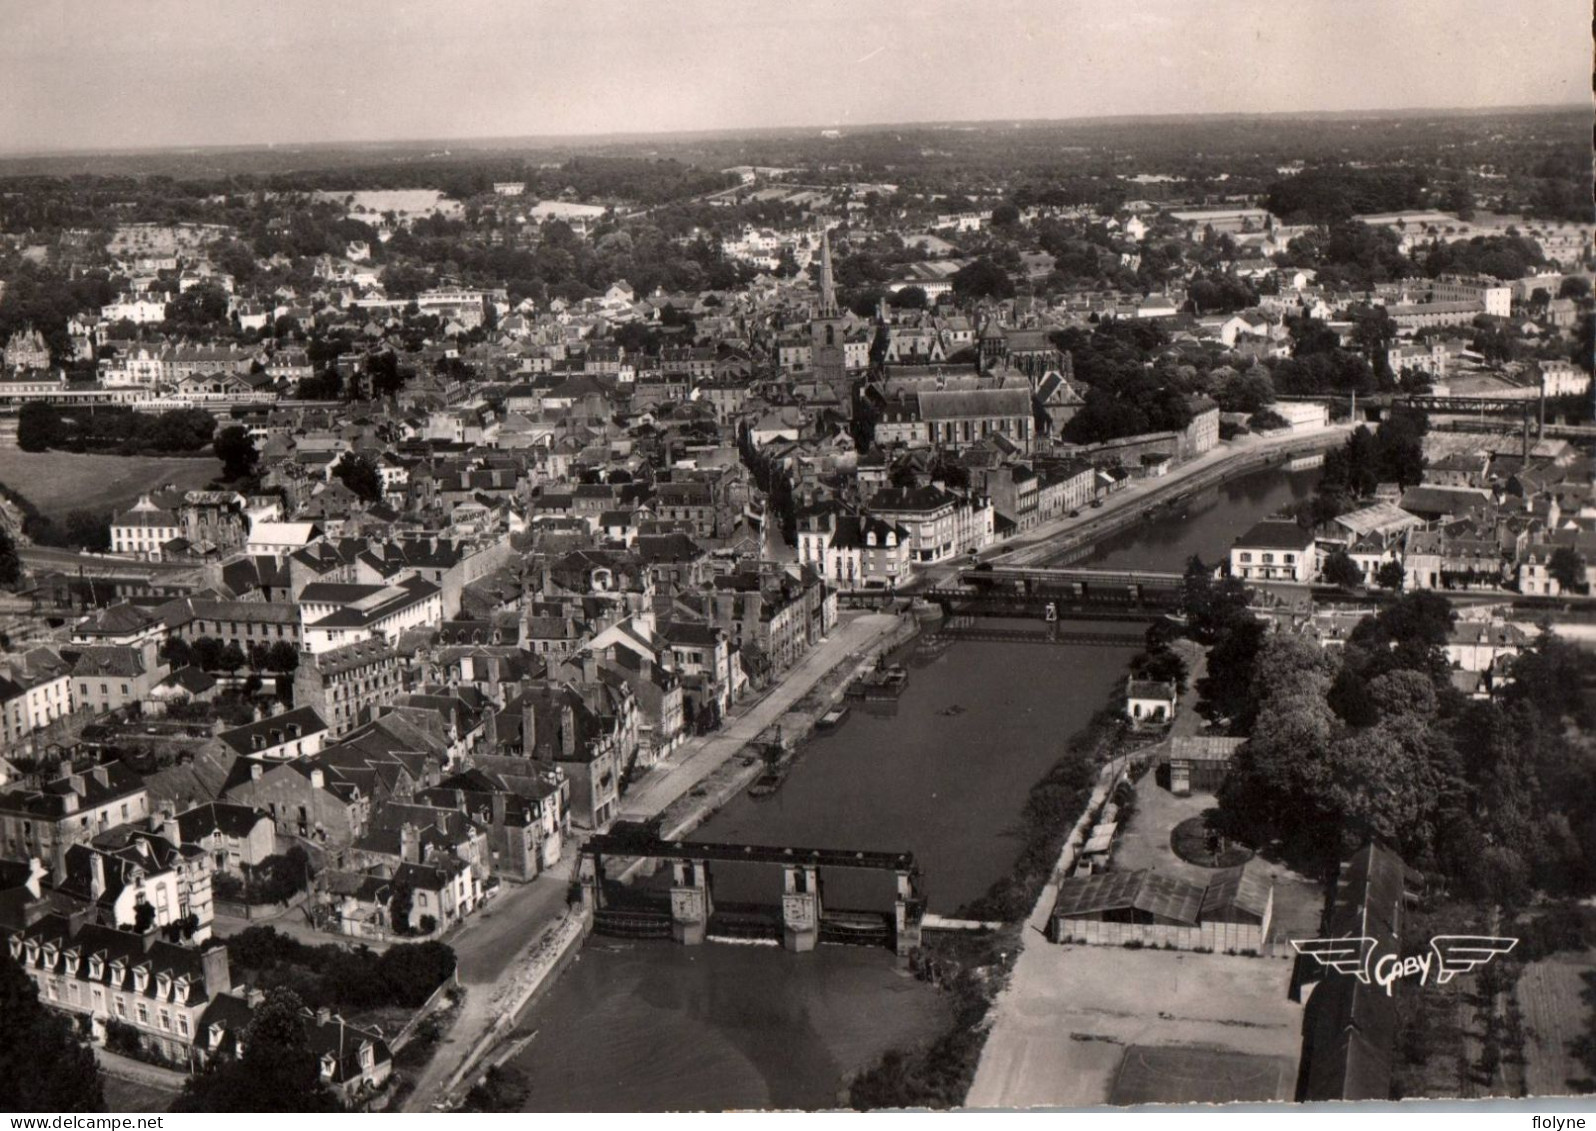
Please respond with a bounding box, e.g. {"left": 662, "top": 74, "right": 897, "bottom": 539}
{"left": 510, "top": 465, "right": 1319, "bottom": 1111}
{"left": 1053, "top": 462, "right": 1321, "bottom": 571}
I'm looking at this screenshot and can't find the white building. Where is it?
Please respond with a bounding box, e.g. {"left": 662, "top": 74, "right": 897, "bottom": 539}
{"left": 100, "top": 297, "right": 168, "bottom": 325}
{"left": 1229, "top": 519, "right": 1316, "bottom": 583}
{"left": 109, "top": 496, "right": 182, "bottom": 560}
{"left": 1541, "top": 359, "right": 1591, "bottom": 398}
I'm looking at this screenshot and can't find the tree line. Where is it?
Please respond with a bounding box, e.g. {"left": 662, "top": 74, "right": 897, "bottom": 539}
{"left": 18, "top": 402, "right": 217, "bottom": 455}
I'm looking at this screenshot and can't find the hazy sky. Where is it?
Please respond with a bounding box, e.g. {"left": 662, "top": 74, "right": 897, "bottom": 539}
{"left": 1, "top": 0, "right": 1588, "bottom": 153}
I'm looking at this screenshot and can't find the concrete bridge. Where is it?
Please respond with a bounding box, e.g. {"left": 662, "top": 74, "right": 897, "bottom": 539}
{"left": 579, "top": 836, "right": 925, "bottom": 956}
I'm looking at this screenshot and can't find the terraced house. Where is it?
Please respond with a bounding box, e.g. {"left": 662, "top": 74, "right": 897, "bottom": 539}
{"left": 6, "top": 913, "right": 233, "bottom": 1057}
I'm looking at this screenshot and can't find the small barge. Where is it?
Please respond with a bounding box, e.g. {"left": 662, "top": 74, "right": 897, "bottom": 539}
{"left": 817, "top": 705, "right": 851, "bottom": 729}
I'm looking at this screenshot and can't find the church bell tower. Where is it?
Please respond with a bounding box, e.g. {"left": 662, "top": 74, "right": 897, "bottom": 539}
{"left": 810, "top": 227, "right": 852, "bottom": 419}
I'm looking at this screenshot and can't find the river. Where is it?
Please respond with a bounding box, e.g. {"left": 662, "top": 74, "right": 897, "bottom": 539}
{"left": 509, "top": 464, "right": 1319, "bottom": 1111}
{"left": 1050, "top": 462, "right": 1321, "bottom": 571}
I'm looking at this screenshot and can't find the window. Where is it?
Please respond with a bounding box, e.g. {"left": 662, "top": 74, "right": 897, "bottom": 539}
{"left": 136, "top": 1002, "right": 149, "bottom": 1024}
{"left": 114, "top": 998, "right": 127, "bottom": 1018}
{"left": 178, "top": 1015, "right": 189, "bottom": 1037}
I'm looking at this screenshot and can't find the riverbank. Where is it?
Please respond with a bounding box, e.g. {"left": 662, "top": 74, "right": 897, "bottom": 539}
{"left": 989, "top": 424, "right": 1351, "bottom": 572}
{"left": 843, "top": 657, "right": 1158, "bottom": 1108}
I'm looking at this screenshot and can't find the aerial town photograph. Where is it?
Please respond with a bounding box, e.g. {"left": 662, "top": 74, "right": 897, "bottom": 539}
{"left": 0, "top": 0, "right": 1591, "bottom": 1122}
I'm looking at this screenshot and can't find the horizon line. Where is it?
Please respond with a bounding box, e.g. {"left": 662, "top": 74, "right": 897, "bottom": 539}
{"left": 0, "top": 101, "right": 1585, "bottom": 164}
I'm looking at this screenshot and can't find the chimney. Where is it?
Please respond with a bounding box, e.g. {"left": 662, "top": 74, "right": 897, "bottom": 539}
{"left": 250, "top": 762, "right": 264, "bottom": 781}
{"left": 316, "top": 1006, "right": 332, "bottom": 1026}
{"left": 162, "top": 814, "right": 182, "bottom": 846}
{"left": 24, "top": 858, "right": 46, "bottom": 900}
{"left": 310, "top": 768, "right": 325, "bottom": 790}
{"left": 581, "top": 651, "right": 598, "bottom": 683}
{"left": 399, "top": 823, "right": 421, "bottom": 864}
{"left": 521, "top": 696, "right": 537, "bottom": 757}
{"left": 92, "top": 765, "right": 110, "bottom": 788}
{"left": 88, "top": 848, "right": 109, "bottom": 899}
{"left": 201, "top": 944, "right": 232, "bottom": 1000}
{"left": 434, "top": 810, "right": 449, "bottom": 834}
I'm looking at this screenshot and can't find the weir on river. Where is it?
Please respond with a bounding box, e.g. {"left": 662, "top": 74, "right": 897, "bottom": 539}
{"left": 580, "top": 836, "right": 926, "bottom": 955}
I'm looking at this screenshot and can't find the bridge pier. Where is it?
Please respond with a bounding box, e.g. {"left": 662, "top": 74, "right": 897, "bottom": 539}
{"left": 669, "top": 858, "right": 713, "bottom": 945}
{"left": 894, "top": 869, "right": 925, "bottom": 958}
{"left": 578, "top": 850, "right": 605, "bottom": 930}
{"left": 781, "top": 864, "right": 822, "bottom": 953}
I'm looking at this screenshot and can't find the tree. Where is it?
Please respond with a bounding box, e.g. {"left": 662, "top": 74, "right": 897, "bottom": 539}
{"left": 62, "top": 510, "right": 111, "bottom": 553}
{"left": 462, "top": 1065, "right": 530, "bottom": 1112}
{"left": 374, "top": 941, "right": 457, "bottom": 1006}
{"left": 161, "top": 636, "right": 193, "bottom": 668}
{"left": 1558, "top": 275, "right": 1591, "bottom": 300}
{"left": 894, "top": 285, "right": 929, "bottom": 310}
{"left": 218, "top": 641, "right": 247, "bottom": 674}
{"left": 333, "top": 452, "right": 383, "bottom": 503}
{"left": 214, "top": 426, "right": 259, "bottom": 482}
{"left": 951, "top": 258, "right": 1015, "bottom": 300}
{"left": 1322, "top": 549, "right": 1364, "bottom": 589}
{"left": 17, "top": 402, "right": 60, "bottom": 452}
{"left": 173, "top": 987, "right": 343, "bottom": 1113}
{"left": 266, "top": 641, "right": 300, "bottom": 673}
{"left": 130, "top": 901, "right": 156, "bottom": 933}
{"left": 0, "top": 526, "right": 19, "bottom": 589}
{"left": 1375, "top": 560, "right": 1406, "bottom": 591}
{"left": 191, "top": 636, "right": 223, "bottom": 671}
{"left": 990, "top": 202, "right": 1021, "bottom": 228}
{"left": 1548, "top": 546, "right": 1586, "bottom": 594}
{"left": 388, "top": 881, "right": 413, "bottom": 934}
{"left": 0, "top": 946, "right": 105, "bottom": 1112}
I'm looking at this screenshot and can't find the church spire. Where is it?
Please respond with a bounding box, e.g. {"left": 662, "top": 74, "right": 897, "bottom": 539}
{"left": 817, "top": 227, "right": 838, "bottom": 318}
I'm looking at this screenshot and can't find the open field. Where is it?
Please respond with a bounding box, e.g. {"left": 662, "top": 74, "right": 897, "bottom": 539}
{"left": 966, "top": 944, "right": 1303, "bottom": 1108}
{"left": 1109, "top": 1043, "right": 1295, "bottom": 1106}
{"left": 0, "top": 448, "right": 221, "bottom": 515}
{"left": 1517, "top": 948, "right": 1596, "bottom": 1098}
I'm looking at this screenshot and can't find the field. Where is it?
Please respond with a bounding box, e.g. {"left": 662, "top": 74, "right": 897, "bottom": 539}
{"left": 966, "top": 944, "right": 1303, "bottom": 1107}
{"left": 1516, "top": 948, "right": 1596, "bottom": 1098}
{"left": 0, "top": 447, "right": 222, "bottom": 516}
{"left": 1109, "top": 1044, "right": 1295, "bottom": 1106}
